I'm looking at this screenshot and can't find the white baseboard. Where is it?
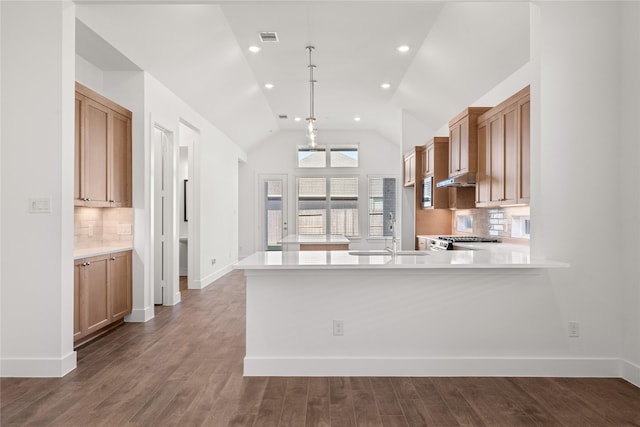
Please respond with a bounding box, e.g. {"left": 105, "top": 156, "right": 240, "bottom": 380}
{"left": 191, "top": 264, "right": 233, "bottom": 289}
{"left": 163, "top": 291, "right": 182, "bottom": 306}
{"left": 244, "top": 356, "right": 622, "bottom": 378}
{"left": 1, "top": 351, "right": 77, "bottom": 377}
{"left": 125, "top": 306, "right": 155, "bottom": 323}
{"left": 621, "top": 359, "right": 640, "bottom": 388}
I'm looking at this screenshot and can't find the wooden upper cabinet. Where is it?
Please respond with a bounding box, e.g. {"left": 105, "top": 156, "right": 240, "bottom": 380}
{"left": 75, "top": 83, "right": 132, "bottom": 208}
{"left": 84, "top": 99, "right": 110, "bottom": 206}
{"left": 518, "top": 94, "right": 531, "bottom": 204}
{"left": 425, "top": 142, "right": 435, "bottom": 176}
{"left": 403, "top": 149, "right": 416, "bottom": 187}
{"left": 110, "top": 111, "right": 132, "bottom": 207}
{"left": 476, "top": 86, "right": 530, "bottom": 208}
{"left": 448, "top": 107, "right": 490, "bottom": 177}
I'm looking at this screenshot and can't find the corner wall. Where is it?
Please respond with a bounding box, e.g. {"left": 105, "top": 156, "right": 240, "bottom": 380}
{"left": 1, "top": 1, "right": 77, "bottom": 376}
{"left": 619, "top": 1, "right": 640, "bottom": 387}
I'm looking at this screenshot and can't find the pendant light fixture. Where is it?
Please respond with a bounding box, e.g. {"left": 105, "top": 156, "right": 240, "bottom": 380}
{"left": 305, "top": 45, "right": 317, "bottom": 148}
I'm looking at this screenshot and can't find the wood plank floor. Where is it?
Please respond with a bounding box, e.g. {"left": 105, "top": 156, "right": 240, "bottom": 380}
{"left": 2, "top": 270, "right": 640, "bottom": 426}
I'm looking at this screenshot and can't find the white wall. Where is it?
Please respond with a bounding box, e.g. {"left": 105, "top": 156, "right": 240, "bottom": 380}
{"left": 534, "top": 2, "right": 636, "bottom": 384}
{"left": 619, "top": 1, "right": 640, "bottom": 386}
{"left": 1, "top": 1, "right": 77, "bottom": 376}
{"left": 145, "top": 74, "right": 244, "bottom": 289}
{"left": 238, "top": 130, "right": 399, "bottom": 258}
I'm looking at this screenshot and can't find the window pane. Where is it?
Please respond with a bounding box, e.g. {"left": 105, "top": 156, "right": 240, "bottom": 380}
{"left": 298, "top": 177, "right": 327, "bottom": 235}
{"left": 330, "top": 177, "right": 358, "bottom": 237}
{"left": 298, "top": 146, "right": 326, "bottom": 168}
{"left": 368, "top": 177, "right": 396, "bottom": 237}
{"left": 330, "top": 145, "right": 358, "bottom": 167}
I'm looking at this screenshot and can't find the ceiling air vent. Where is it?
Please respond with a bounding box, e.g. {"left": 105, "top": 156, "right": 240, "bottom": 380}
{"left": 278, "top": 114, "right": 288, "bottom": 119}
{"left": 259, "top": 32, "right": 279, "bottom": 43}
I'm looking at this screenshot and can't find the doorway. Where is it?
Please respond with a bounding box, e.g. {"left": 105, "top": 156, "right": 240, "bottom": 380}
{"left": 260, "top": 175, "right": 288, "bottom": 251}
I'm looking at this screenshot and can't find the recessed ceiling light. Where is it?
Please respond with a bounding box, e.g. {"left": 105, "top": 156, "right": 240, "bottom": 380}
{"left": 354, "top": 117, "right": 361, "bottom": 122}
{"left": 264, "top": 83, "right": 274, "bottom": 89}
{"left": 248, "top": 45, "right": 261, "bottom": 53}
{"left": 380, "top": 82, "right": 391, "bottom": 90}
{"left": 397, "top": 45, "right": 410, "bottom": 53}
{"left": 294, "top": 117, "right": 302, "bottom": 122}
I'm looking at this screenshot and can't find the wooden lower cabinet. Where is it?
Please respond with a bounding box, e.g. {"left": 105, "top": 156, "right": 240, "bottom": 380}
{"left": 110, "top": 251, "right": 132, "bottom": 321}
{"left": 74, "top": 250, "right": 132, "bottom": 346}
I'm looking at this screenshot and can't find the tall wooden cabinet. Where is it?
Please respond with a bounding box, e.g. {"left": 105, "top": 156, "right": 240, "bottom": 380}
{"left": 476, "top": 86, "right": 530, "bottom": 207}
{"left": 74, "top": 250, "right": 132, "bottom": 346}
{"left": 75, "top": 83, "right": 132, "bottom": 208}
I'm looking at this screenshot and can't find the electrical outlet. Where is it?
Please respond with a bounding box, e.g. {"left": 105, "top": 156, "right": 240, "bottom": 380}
{"left": 211, "top": 258, "right": 216, "bottom": 265}
{"left": 568, "top": 321, "right": 580, "bottom": 338}
{"left": 117, "top": 224, "right": 132, "bottom": 235}
{"left": 333, "top": 320, "right": 344, "bottom": 336}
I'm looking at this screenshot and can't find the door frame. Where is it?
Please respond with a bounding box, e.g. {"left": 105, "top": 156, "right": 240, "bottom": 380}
{"left": 258, "top": 174, "right": 289, "bottom": 251}
{"left": 151, "top": 123, "right": 179, "bottom": 306}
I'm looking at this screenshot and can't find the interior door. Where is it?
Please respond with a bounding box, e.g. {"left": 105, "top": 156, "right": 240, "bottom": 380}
{"left": 153, "top": 127, "right": 168, "bottom": 305}
{"left": 261, "top": 175, "right": 288, "bottom": 251}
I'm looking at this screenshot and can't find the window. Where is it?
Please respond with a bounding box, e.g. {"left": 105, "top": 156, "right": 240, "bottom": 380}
{"left": 330, "top": 145, "right": 358, "bottom": 167}
{"left": 298, "top": 144, "right": 358, "bottom": 168}
{"left": 298, "top": 146, "right": 326, "bottom": 168}
{"left": 368, "top": 177, "right": 397, "bottom": 238}
{"left": 297, "top": 177, "right": 359, "bottom": 237}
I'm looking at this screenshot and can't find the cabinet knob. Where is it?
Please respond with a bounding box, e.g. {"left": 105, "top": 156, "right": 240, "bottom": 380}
{"left": 86, "top": 261, "right": 91, "bottom": 266}
{"left": 109, "top": 200, "right": 115, "bottom": 203}
{"left": 111, "top": 257, "right": 116, "bottom": 260}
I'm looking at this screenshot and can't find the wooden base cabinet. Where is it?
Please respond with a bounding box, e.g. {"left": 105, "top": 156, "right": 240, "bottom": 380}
{"left": 74, "top": 250, "right": 132, "bottom": 346}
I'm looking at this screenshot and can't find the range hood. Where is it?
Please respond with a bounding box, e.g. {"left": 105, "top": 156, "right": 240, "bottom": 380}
{"left": 436, "top": 172, "right": 476, "bottom": 188}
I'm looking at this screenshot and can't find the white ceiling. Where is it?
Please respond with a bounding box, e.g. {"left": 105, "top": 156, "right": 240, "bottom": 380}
{"left": 75, "top": 1, "right": 530, "bottom": 152}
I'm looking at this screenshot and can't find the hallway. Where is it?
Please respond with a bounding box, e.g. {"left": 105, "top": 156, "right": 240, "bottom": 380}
{"left": 1, "top": 270, "right": 639, "bottom": 426}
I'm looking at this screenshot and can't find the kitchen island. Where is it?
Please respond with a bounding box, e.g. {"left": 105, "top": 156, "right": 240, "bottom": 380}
{"left": 279, "top": 234, "right": 350, "bottom": 251}
{"left": 235, "top": 248, "right": 571, "bottom": 377}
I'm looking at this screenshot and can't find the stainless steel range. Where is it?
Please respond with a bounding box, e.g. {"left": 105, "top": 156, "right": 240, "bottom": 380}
{"left": 430, "top": 236, "right": 500, "bottom": 251}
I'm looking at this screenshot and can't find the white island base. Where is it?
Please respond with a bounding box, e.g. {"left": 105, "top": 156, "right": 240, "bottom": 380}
{"left": 233, "top": 250, "right": 602, "bottom": 378}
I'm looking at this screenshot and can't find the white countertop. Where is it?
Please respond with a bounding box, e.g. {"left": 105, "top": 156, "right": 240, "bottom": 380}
{"left": 280, "top": 234, "right": 350, "bottom": 245}
{"left": 234, "top": 247, "right": 567, "bottom": 270}
{"left": 74, "top": 245, "right": 133, "bottom": 260}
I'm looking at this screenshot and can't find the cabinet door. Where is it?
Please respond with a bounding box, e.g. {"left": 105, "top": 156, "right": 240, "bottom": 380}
{"left": 425, "top": 143, "right": 434, "bottom": 176}
{"left": 488, "top": 114, "right": 503, "bottom": 204}
{"left": 476, "top": 120, "right": 490, "bottom": 206}
{"left": 449, "top": 123, "right": 461, "bottom": 176}
{"left": 458, "top": 117, "right": 470, "bottom": 173}
{"left": 109, "top": 251, "right": 132, "bottom": 321}
{"left": 403, "top": 152, "right": 415, "bottom": 186}
{"left": 74, "top": 260, "right": 83, "bottom": 340}
{"left": 518, "top": 96, "right": 531, "bottom": 204}
{"left": 74, "top": 94, "right": 84, "bottom": 205}
{"left": 502, "top": 103, "right": 519, "bottom": 205}
{"left": 83, "top": 99, "right": 110, "bottom": 206}
{"left": 84, "top": 256, "right": 110, "bottom": 335}
{"left": 110, "top": 111, "right": 132, "bottom": 207}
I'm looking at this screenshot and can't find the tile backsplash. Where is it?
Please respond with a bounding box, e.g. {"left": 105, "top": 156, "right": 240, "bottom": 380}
{"left": 453, "top": 206, "right": 530, "bottom": 242}
{"left": 75, "top": 207, "right": 133, "bottom": 249}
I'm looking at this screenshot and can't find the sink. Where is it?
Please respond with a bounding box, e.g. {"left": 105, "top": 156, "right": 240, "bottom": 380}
{"left": 348, "top": 250, "right": 428, "bottom": 256}
{"left": 348, "top": 251, "right": 392, "bottom": 256}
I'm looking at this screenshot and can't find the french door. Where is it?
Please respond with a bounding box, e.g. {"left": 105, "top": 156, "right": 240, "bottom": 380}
{"left": 260, "top": 175, "right": 288, "bottom": 251}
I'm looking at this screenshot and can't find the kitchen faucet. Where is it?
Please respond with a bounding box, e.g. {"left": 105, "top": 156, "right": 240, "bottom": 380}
{"left": 386, "top": 212, "right": 398, "bottom": 255}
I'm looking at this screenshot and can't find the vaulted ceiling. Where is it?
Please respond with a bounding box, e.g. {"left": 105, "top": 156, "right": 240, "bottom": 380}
{"left": 75, "top": 1, "right": 530, "bottom": 152}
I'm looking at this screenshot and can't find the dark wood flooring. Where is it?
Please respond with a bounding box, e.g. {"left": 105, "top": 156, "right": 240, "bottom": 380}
{"left": 2, "top": 270, "right": 640, "bottom": 426}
